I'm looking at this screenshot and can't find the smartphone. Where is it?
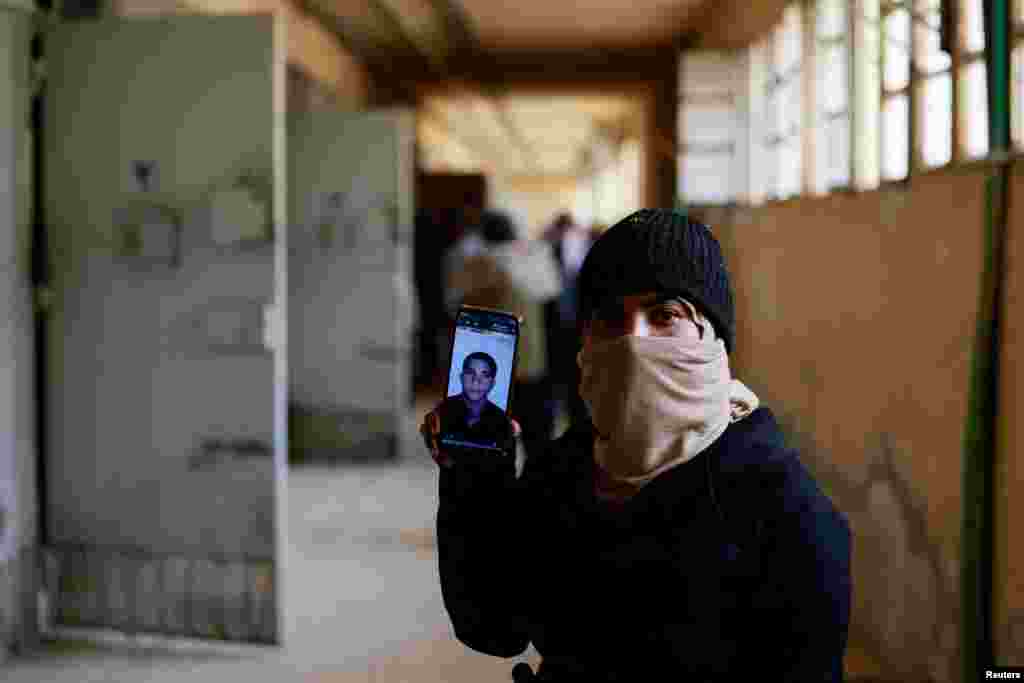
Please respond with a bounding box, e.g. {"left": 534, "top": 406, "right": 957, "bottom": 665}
{"left": 438, "top": 305, "right": 521, "bottom": 455}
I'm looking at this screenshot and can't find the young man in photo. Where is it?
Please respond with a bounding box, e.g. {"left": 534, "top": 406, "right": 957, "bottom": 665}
{"left": 440, "top": 351, "right": 508, "bottom": 448}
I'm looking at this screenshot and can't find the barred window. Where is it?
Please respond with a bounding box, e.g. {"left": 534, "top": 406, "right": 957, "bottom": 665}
{"left": 1013, "top": 0, "right": 1024, "bottom": 147}
{"left": 678, "top": 51, "right": 740, "bottom": 204}
{"left": 817, "top": 0, "right": 852, "bottom": 189}
{"left": 764, "top": 4, "right": 804, "bottom": 199}
{"left": 881, "top": 1, "right": 911, "bottom": 180}
{"left": 960, "top": 0, "right": 988, "bottom": 158}
{"left": 914, "top": 0, "right": 953, "bottom": 169}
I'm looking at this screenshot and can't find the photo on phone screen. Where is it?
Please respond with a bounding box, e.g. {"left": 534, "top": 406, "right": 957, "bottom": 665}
{"left": 439, "top": 307, "right": 519, "bottom": 453}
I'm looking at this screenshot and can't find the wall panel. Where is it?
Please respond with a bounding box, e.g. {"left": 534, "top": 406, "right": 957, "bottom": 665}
{"left": 717, "top": 166, "right": 989, "bottom": 680}
{"left": 995, "top": 162, "right": 1024, "bottom": 664}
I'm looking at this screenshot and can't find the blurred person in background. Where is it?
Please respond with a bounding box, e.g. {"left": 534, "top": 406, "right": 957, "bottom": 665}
{"left": 447, "top": 209, "right": 561, "bottom": 460}
{"left": 423, "top": 209, "right": 851, "bottom": 682}
{"left": 443, "top": 204, "right": 487, "bottom": 315}
{"left": 542, "top": 211, "right": 594, "bottom": 431}
{"left": 588, "top": 222, "right": 608, "bottom": 243}
{"left": 413, "top": 208, "right": 445, "bottom": 388}
{"left": 416, "top": 206, "right": 478, "bottom": 388}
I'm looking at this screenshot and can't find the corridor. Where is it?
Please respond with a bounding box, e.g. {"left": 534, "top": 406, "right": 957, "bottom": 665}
{"left": 3, "top": 404, "right": 538, "bottom": 682}
{"left": 1, "top": 0, "right": 1021, "bottom": 677}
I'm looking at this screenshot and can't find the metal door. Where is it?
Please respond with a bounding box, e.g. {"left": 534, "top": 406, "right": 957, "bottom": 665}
{"left": 288, "top": 109, "right": 415, "bottom": 463}
{"left": 42, "top": 14, "right": 288, "bottom": 644}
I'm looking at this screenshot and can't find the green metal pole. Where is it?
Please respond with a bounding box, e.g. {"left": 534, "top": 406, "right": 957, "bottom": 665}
{"left": 986, "top": 0, "right": 1012, "bottom": 152}
{"left": 962, "top": 0, "right": 1010, "bottom": 678}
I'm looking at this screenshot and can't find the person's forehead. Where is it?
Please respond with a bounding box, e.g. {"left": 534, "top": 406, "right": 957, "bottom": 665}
{"left": 602, "top": 291, "right": 681, "bottom": 310}
{"left": 464, "top": 358, "right": 492, "bottom": 371}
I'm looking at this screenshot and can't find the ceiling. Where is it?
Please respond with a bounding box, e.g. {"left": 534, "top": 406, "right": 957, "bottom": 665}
{"left": 458, "top": 0, "right": 708, "bottom": 51}
{"left": 293, "top": 0, "right": 787, "bottom": 178}
{"left": 420, "top": 92, "right": 640, "bottom": 176}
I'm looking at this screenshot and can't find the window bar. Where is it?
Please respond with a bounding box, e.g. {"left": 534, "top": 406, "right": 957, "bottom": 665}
{"left": 848, "top": 0, "right": 859, "bottom": 186}
{"left": 803, "top": 0, "right": 820, "bottom": 194}
{"left": 952, "top": 0, "right": 965, "bottom": 162}
{"left": 766, "top": 26, "right": 778, "bottom": 199}
{"left": 908, "top": 0, "right": 921, "bottom": 175}
{"left": 1016, "top": 16, "right": 1024, "bottom": 148}
{"left": 746, "top": 37, "right": 769, "bottom": 204}
{"left": 914, "top": 65, "right": 957, "bottom": 78}
{"left": 837, "top": 0, "right": 855, "bottom": 191}
{"left": 678, "top": 92, "right": 736, "bottom": 106}
{"left": 879, "top": 1, "right": 890, "bottom": 180}
{"left": 680, "top": 142, "right": 736, "bottom": 155}
{"left": 884, "top": 85, "right": 912, "bottom": 95}
{"left": 880, "top": 1, "right": 913, "bottom": 180}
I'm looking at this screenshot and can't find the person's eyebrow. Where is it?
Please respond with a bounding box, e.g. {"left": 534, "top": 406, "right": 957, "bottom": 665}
{"left": 642, "top": 294, "right": 686, "bottom": 308}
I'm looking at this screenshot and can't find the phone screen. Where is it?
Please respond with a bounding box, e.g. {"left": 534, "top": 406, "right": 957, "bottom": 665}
{"left": 439, "top": 307, "right": 519, "bottom": 453}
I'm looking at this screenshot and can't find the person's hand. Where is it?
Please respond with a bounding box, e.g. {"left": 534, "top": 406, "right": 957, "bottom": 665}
{"left": 419, "top": 403, "right": 521, "bottom": 468}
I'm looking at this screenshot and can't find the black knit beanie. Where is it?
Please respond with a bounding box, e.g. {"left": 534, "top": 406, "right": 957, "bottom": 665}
{"left": 577, "top": 208, "right": 736, "bottom": 352}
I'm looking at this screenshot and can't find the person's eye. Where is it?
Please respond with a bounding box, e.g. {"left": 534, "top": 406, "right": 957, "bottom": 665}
{"left": 650, "top": 307, "right": 682, "bottom": 324}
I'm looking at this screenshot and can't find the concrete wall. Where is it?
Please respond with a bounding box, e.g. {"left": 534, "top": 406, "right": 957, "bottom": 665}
{"left": 0, "top": 6, "right": 37, "bottom": 660}
{"left": 114, "top": 0, "right": 370, "bottom": 109}
{"left": 43, "top": 15, "right": 284, "bottom": 641}
{"left": 287, "top": 109, "right": 415, "bottom": 462}
{"left": 712, "top": 165, "right": 1006, "bottom": 679}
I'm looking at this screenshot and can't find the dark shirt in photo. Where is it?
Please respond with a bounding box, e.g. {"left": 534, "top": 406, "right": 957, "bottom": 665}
{"left": 440, "top": 394, "right": 508, "bottom": 449}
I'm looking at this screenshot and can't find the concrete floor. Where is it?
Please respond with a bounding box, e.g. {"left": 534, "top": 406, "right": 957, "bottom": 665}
{"left": 3, "top": 401, "right": 540, "bottom": 682}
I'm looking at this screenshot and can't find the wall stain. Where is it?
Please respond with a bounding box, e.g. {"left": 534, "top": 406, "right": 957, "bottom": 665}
{"left": 998, "top": 612, "right": 1024, "bottom": 665}
{"left": 775, "top": 409, "right": 960, "bottom": 682}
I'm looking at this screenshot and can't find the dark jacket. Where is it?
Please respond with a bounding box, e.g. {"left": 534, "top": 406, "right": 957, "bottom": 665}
{"left": 436, "top": 407, "right": 851, "bottom": 681}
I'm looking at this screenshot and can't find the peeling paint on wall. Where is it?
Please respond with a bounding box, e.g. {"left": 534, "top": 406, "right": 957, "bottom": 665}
{"left": 775, "top": 412, "right": 961, "bottom": 680}
{"left": 997, "top": 612, "right": 1024, "bottom": 666}
{"left": 45, "top": 545, "right": 277, "bottom": 643}
{"left": 710, "top": 167, "right": 1001, "bottom": 680}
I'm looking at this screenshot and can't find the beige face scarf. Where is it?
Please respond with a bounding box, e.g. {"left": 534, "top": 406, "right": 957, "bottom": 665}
{"left": 577, "top": 303, "right": 759, "bottom": 503}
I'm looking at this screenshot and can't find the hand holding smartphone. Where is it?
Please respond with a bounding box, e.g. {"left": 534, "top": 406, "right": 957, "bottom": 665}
{"left": 421, "top": 306, "right": 521, "bottom": 464}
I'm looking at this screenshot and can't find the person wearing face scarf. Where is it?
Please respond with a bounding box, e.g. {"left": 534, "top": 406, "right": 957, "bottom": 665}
{"left": 421, "top": 209, "right": 851, "bottom": 682}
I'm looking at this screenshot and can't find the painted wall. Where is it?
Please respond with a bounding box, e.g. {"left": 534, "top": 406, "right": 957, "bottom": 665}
{"left": 43, "top": 15, "right": 285, "bottom": 641}
{"left": 287, "top": 109, "right": 415, "bottom": 461}
{"left": 713, "top": 166, "right": 996, "bottom": 680}
{"left": 114, "top": 0, "right": 370, "bottom": 108}
{"left": 995, "top": 164, "right": 1024, "bottom": 664}
{"left": 0, "top": 6, "right": 35, "bottom": 660}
